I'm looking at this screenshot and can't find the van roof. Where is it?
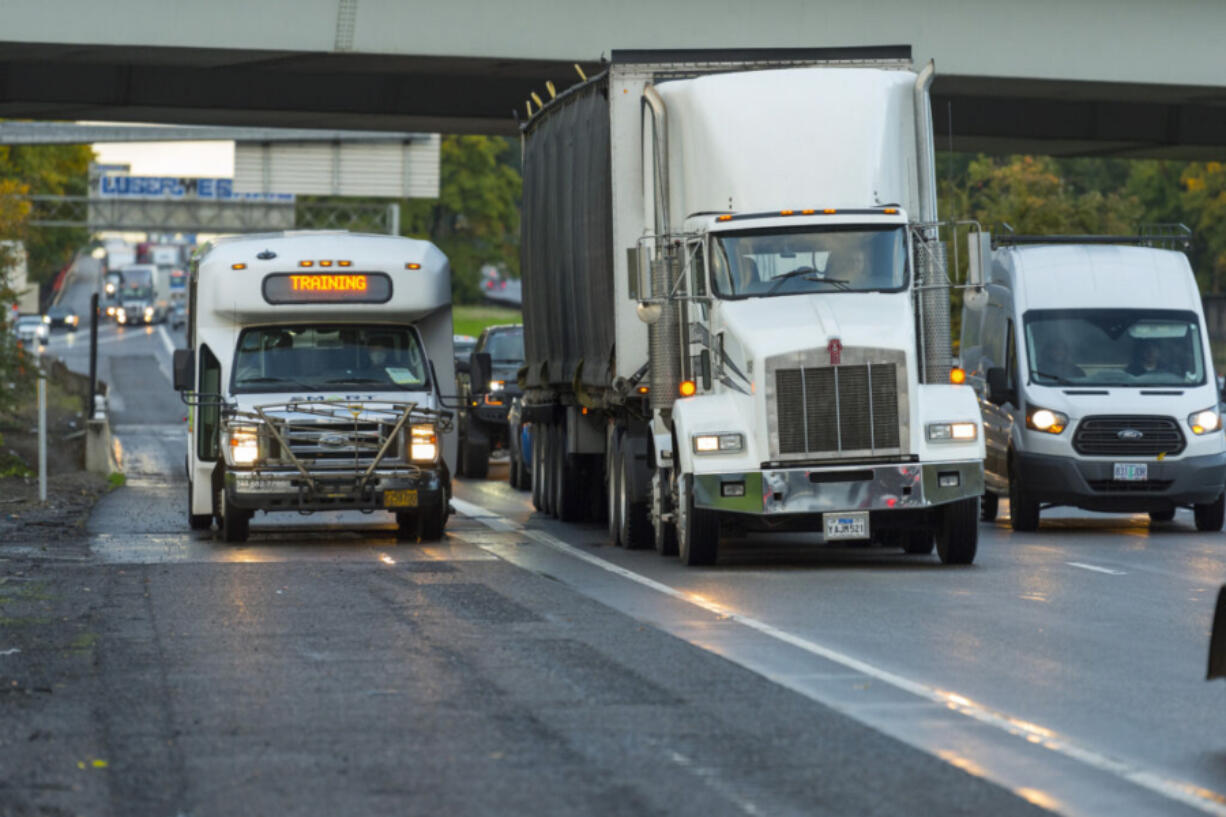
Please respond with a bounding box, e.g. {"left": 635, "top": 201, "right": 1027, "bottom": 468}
{"left": 998, "top": 245, "right": 1200, "bottom": 312}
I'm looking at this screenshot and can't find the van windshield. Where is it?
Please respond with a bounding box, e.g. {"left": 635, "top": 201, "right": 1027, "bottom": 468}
{"left": 1023, "top": 309, "right": 1206, "bottom": 387}
{"left": 231, "top": 324, "right": 429, "bottom": 393}
{"left": 710, "top": 225, "right": 907, "bottom": 298}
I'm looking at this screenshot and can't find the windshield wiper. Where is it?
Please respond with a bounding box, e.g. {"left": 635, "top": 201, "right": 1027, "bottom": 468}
{"left": 1031, "top": 370, "right": 1071, "bottom": 384}
{"left": 766, "top": 267, "right": 850, "bottom": 294}
{"left": 240, "top": 376, "right": 318, "bottom": 391}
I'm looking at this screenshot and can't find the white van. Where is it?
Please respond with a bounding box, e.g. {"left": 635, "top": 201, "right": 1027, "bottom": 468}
{"left": 173, "top": 231, "right": 457, "bottom": 543}
{"left": 960, "top": 236, "right": 1226, "bottom": 531}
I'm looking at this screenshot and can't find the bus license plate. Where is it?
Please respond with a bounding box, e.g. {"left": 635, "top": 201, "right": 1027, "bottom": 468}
{"left": 384, "top": 489, "right": 418, "bottom": 508}
{"left": 1113, "top": 463, "right": 1148, "bottom": 482}
{"left": 824, "top": 511, "right": 869, "bottom": 541}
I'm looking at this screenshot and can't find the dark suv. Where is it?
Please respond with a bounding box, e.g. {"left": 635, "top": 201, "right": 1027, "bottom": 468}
{"left": 456, "top": 324, "right": 524, "bottom": 478}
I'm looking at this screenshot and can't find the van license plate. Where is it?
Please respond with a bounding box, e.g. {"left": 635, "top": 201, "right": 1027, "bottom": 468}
{"left": 1113, "top": 463, "right": 1148, "bottom": 482}
{"left": 824, "top": 511, "right": 869, "bottom": 541}
{"left": 384, "top": 489, "right": 418, "bottom": 508}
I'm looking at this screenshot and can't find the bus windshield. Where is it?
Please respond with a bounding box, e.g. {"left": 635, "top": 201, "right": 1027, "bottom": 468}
{"left": 231, "top": 324, "right": 429, "bottom": 393}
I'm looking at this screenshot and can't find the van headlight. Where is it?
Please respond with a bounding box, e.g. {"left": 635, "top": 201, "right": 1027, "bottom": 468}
{"left": 1025, "top": 406, "right": 1068, "bottom": 434}
{"left": 692, "top": 432, "right": 744, "bottom": 454}
{"left": 226, "top": 426, "right": 260, "bottom": 466}
{"left": 927, "top": 422, "right": 978, "bottom": 442}
{"left": 409, "top": 424, "right": 438, "bottom": 463}
{"left": 1189, "top": 408, "right": 1222, "bottom": 435}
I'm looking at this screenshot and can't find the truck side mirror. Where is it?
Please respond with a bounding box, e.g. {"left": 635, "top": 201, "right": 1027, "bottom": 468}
{"left": 985, "top": 366, "right": 1010, "bottom": 406}
{"left": 455, "top": 358, "right": 470, "bottom": 375}
{"left": 173, "top": 349, "right": 195, "bottom": 392}
{"left": 699, "top": 349, "right": 712, "bottom": 391}
{"left": 472, "top": 352, "right": 492, "bottom": 392}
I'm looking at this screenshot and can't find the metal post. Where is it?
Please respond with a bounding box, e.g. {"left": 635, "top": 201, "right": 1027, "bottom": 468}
{"left": 387, "top": 202, "right": 400, "bottom": 236}
{"left": 88, "top": 292, "right": 99, "bottom": 418}
{"left": 38, "top": 375, "right": 47, "bottom": 504}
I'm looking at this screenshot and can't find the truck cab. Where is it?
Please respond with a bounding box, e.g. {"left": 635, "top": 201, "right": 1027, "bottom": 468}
{"left": 455, "top": 323, "right": 524, "bottom": 478}
{"left": 961, "top": 237, "right": 1226, "bottom": 530}
{"left": 173, "top": 231, "right": 457, "bottom": 543}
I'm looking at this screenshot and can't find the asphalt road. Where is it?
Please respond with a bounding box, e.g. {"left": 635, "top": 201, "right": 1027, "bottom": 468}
{"left": 10, "top": 255, "right": 1226, "bottom": 816}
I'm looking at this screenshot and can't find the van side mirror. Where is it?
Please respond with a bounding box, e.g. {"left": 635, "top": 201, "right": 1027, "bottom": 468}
{"left": 173, "top": 349, "right": 195, "bottom": 392}
{"left": 985, "top": 366, "right": 1010, "bottom": 406}
{"left": 472, "top": 352, "right": 492, "bottom": 392}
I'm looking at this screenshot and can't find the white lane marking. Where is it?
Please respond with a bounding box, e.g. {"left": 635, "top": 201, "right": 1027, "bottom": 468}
{"left": 450, "top": 496, "right": 1226, "bottom": 817}
{"left": 0, "top": 648, "right": 20, "bottom": 657}
{"left": 157, "top": 325, "right": 176, "bottom": 357}
{"left": 668, "top": 750, "right": 764, "bottom": 816}
{"left": 1067, "top": 562, "right": 1128, "bottom": 576}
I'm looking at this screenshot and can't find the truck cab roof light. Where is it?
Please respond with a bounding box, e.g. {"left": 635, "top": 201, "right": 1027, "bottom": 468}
{"left": 801, "top": 209, "right": 816, "bottom": 215}
{"left": 406, "top": 263, "right": 421, "bottom": 270}
{"left": 231, "top": 263, "right": 247, "bottom": 270}
{"left": 716, "top": 215, "right": 733, "bottom": 222}
{"left": 883, "top": 208, "right": 898, "bottom": 214}
{"left": 950, "top": 367, "right": 966, "bottom": 385}
{"left": 823, "top": 208, "right": 837, "bottom": 214}
{"left": 637, "top": 385, "right": 650, "bottom": 395}
{"left": 338, "top": 260, "right": 352, "bottom": 267}
{"left": 780, "top": 210, "right": 794, "bottom": 216}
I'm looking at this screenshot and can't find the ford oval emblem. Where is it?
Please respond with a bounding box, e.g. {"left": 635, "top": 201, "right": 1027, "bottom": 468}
{"left": 319, "top": 432, "right": 348, "bottom": 448}
{"left": 1118, "top": 428, "right": 1144, "bottom": 441}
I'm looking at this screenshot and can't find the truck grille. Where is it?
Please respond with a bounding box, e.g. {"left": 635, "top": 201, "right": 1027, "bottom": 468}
{"left": 774, "top": 363, "right": 901, "bottom": 457}
{"left": 1072, "top": 416, "right": 1185, "bottom": 457}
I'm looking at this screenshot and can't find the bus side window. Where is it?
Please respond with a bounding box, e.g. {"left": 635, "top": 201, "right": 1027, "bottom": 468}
{"left": 197, "top": 344, "right": 221, "bottom": 462}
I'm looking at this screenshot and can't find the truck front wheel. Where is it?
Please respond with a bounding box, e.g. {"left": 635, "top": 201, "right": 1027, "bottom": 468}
{"left": 936, "top": 498, "right": 978, "bottom": 565}
{"left": 677, "top": 474, "right": 719, "bottom": 566}
{"left": 652, "top": 468, "right": 678, "bottom": 556}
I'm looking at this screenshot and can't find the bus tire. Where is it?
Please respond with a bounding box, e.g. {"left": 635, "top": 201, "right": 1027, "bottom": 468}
{"left": 461, "top": 425, "right": 490, "bottom": 479}
{"left": 188, "top": 481, "right": 212, "bottom": 530}
{"left": 219, "top": 490, "right": 250, "bottom": 544}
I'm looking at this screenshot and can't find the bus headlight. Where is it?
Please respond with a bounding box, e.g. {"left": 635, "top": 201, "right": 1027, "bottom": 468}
{"left": 227, "top": 426, "right": 260, "bottom": 466}
{"left": 692, "top": 432, "right": 744, "bottom": 454}
{"left": 410, "top": 424, "right": 438, "bottom": 463}
{"left": 927, "top": 422, "right": 979, "bottom": 442}
{"left": 1189, "top": 408, "right": 1222, "bottom": 435}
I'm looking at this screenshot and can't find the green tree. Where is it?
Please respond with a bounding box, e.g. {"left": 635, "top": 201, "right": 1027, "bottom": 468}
{"left": 401, "top": 136, "right": 521, "bottom": 304}
{"left": 0, "top": 178, "right": 34, "bottom": 415}
{"left": 0, "top": 143, "right": 94, "bottom": 288}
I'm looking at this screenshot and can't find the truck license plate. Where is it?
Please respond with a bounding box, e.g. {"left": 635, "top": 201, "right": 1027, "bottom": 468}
{"left": 383, "top": 489, "right": 418, "bottom": 508}
{"left": 824, "top": 511, "right": 869, "bottom": 541}
{"left": 1113, "top": 463, "right": 1148, "bottom": 482}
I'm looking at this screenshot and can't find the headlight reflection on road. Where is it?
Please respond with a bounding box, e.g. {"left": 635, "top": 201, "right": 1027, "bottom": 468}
{"left": 379, "top": 553, "right": 396, "bottom": 566}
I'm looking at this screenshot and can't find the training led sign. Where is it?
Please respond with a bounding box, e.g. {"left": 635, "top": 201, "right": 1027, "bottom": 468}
{"left": 262, "top": 273, "right": 392, "bottom": 304}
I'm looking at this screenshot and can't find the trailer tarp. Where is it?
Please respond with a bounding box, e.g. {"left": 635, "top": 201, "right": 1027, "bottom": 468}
{"left": 520, "top": 77, "right": 614, "bottom": 391}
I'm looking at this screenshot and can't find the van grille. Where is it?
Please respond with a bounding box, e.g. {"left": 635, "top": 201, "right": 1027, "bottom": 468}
{"left": 1072, "top": 416, "right": 1185, "bottom": 457}
{"left": 774, "top": 363, "right": 900, "bottom": 457}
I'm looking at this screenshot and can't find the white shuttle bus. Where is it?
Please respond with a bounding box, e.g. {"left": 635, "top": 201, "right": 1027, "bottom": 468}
{"left": 173, "top": 231, "right": 457, "bottom": 543}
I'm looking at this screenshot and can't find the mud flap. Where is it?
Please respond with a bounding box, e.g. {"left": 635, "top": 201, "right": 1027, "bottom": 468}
{"left": 1208, "top": 585, "right": 1226, "bottom": 680}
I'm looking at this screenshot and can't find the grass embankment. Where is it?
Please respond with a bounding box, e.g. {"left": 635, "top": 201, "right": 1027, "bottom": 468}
{"left": 453, "top": 305, "right": 521, "bottom": 338}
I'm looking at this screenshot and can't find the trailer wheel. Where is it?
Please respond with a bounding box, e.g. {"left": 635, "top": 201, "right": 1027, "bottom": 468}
{"left": 508, "top": 433, "right": 522, "bottom": 489}
{"left": 652, "top": 468, "right": 678, "bottom": 556}
{"left": 936, "top": 498, "right": 978, "bottom": 565}
{"left": 461, "top": 424, "right": 490, "bottom": 479}
{"left": 187, "top": 480, "right": 212, "bottom": 530}
{"left": 530, "top": 426, "right": 544, "bottom": 510}
{"left": 219, "top": 490, "right": 250, "bottom": 544}
{"left": 614, "top": 435, "right": 651, "bottom": 548}
{"left": 677, "top": 474, "right": 718, "bottom": 566}
{"left": 1008, "top": 457, "right": 1040, "bottom": 532}
{"left": 540, "top": 423, "right": 556, "bottom": 515}
{"left": 981, "top": 491, "right": 999, "bottom": 522}
{"left": 1195, "top": 493, "right": 1225, "bottom": 532}
{"left": 607, "top": 429, "right": 622, "bottom": 545}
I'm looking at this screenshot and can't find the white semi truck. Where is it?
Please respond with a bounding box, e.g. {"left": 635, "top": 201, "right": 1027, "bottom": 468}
{"left": 520, "top": 48, "right": 985, "bottom": 565}
{"left": 172, "top": 231, "right": 457, "bottom": 543}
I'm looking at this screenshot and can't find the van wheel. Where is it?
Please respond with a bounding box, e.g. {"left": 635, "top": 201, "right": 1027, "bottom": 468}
{"left": 219, "top": 490, "right": 250, "bottom": 544}
{"left": 677, "top": 474, "right": 719, "bottom": 566}
{"left": 1195, "top": 493, "right": 1225, "bottom": 532}
{"left": 936, "top": 498, "right": 978, "bottom": 565}
{"left": 652, "top": 468, "right": 678, "bottom": 556}
{"left": 901, "top": 530, "right": 935, "bottom": 555}
{"left": 981, "top": 492, "right": 999, "bottom": 522}
{"left": 461, "top": 425, "right": 490, "bottom": 479}
{"left": 188, "top": 481, "right": 212, "bottom": 530}
{"left": 1009, "top": 459, "right": 1040, "bottom": 532}
{"left": 1149, "top": 508, "right": 1176, "bottom": 523}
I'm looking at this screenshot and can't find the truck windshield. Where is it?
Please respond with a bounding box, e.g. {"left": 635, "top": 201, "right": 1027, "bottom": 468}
{"left": 1024, "top": 309, "right": 1206, "bottom": 387}
{"left": 484, "top": 330, "right": 524, "bottom": 363}
{"left": 710, "top": 225, "right": 907, "bottom": 298}
{"left": 231, "top": 324, "right": 430, "bottom": 393}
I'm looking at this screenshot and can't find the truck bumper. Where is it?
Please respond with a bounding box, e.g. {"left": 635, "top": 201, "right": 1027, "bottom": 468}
{"left": 693, "top": 460, "right": 983, "bottom": 515}
{"left": 225, "top": 467, "right": 447, "bottom": 513}
{"left": 1015, "top": 451, "right": 1226, "bottom": 511}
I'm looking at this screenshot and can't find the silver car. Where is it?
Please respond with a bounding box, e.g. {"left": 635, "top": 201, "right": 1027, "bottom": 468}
{"left": 13, "top": 315, "right": 48, "bottom": 346}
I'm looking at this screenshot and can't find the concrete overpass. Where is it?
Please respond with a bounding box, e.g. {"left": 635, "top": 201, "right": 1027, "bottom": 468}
{"left": 6, "top": 0, "right": 1226, "bottom": 157}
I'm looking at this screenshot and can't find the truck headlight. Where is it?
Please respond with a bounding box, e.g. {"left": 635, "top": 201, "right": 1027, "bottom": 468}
{"left": 1189, "top": 408, "right": 1222, "bottom": 435}
{"left": 144, "top": 306, "right": 154, "bottom": 320}
{"left": 410, "top": 424, "right": 438, "bottom": 463}
{"left": 692, "top": 432, "right": 744, "bottom": 454}
{"left": 927, "top": 422, "right": 978, "bottom": 442}
{"left": 105, "top": 283, "right": 115, "bottom": 295}
{"left": 1025, "top": 406, "right": 1068, "bottom": 434}
{"left": 227, "top": 426, "right": 260, "bottom": 466}
{"left": 116, "top": 308, "right": 126, "bottom": 324}
{"left": 42, "top": 315, "right": 50, "bottom": 324}
{"left": 489, "top": 380, "right": 505, "bottom": 392}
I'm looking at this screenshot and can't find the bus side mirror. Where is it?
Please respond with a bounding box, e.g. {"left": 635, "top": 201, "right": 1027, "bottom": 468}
{"left": 173, "top": 349, "right": 195, "bottom": 392}
{"left": 472, "top": 352, "right": 492, "bottom": 392}
{"left": 967, "top": 231, "right": 991, "bottom": 288}
{"left": 986, "top": 366, "right": 1010, "bottom": 406}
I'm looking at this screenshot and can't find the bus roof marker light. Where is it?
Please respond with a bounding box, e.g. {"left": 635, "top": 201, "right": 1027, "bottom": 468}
{"left": 231, "top": 263, "right": 247, "bottom": 270}
{"left": 299, "top": 260, "right": 313, "bottom": 267}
